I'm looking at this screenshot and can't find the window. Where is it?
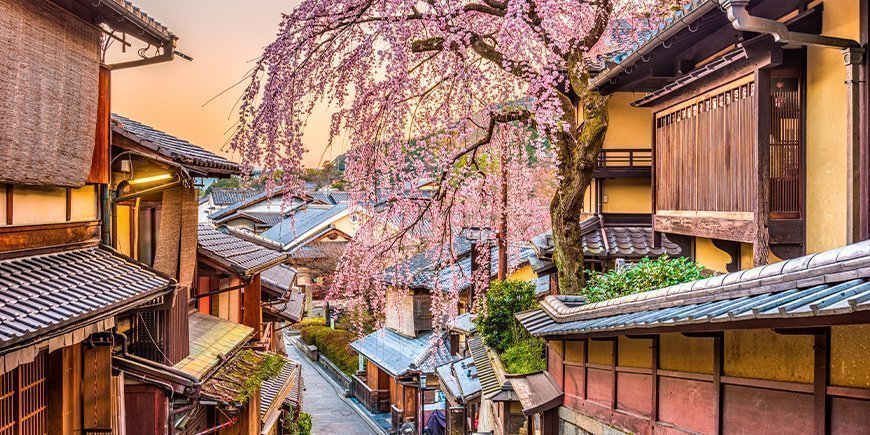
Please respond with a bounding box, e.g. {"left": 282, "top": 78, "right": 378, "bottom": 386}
{"left": 0, "top": 352, "right": 46, "bottom": 435}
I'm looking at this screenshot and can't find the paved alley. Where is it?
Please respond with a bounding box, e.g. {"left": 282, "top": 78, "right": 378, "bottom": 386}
{"left": 284, "top": 343, "right": 380, "bottom": 435}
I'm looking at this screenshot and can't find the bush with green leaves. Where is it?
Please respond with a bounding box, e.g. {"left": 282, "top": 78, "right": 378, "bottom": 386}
{"left": 295, "top": 321, "right": 358, "bottom": 375}
{"left": 582, "top": 256, "right": 704, "bottom": 303}
{"left": 476, "top": 280, "right": 545, "bottom": 374}
{"left": 283, "top": 409, "right": 312, "bottom": 435}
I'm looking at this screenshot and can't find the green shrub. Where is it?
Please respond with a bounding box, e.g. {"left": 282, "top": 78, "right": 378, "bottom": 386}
{"left": 501, "top": 337, "right": 546, "bottom": 374}
{"left": 476, "top": 280, "right": 538, "bottom": 353}
{"left": 583, "top": 256, "right": 704, "bottom": 303}
{"left": 298, "top": 325, "right": 358, "bottom": 375}
{"left": 283, "top": 409, "right": 312, "bottom": 435}
{"left": 292, "top": 317, "right": 326, "bottom": 330}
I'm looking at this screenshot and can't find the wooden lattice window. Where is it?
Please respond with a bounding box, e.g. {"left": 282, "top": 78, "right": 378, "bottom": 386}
{"left": 769, "top": 71, "right": 803, "bottom": 218}
{"left": 0, "top": 352, "right": 47, "bottom": 435}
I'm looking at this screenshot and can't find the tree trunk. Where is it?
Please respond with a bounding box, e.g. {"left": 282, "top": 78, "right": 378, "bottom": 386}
{"left": 550, "top": 73, "right": 609, "bottom": 295}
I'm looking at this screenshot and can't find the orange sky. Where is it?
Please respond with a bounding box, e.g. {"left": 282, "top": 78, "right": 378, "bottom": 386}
{"left": 111, "top": 0, "right": 345, "bottom": 169}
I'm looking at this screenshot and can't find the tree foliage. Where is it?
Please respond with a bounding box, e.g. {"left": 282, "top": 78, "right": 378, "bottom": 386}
{"left": 582, "top": 256, "right": 705, "bottom": 303}
{"left": 476, "top": 280, "right": 544, "bottom": 374}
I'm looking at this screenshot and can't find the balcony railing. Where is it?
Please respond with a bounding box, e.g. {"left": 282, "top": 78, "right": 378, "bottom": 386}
{"left": 594, "top": 148, "right": 652, "bottom": 178}
{"left": 351, "top": 373, "right": 390, "bottom": 414}
{"left": 391, "top": 405, "right": 405, "bottom": 433}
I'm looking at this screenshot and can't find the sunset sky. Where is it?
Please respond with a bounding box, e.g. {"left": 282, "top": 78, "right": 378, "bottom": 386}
{"left": 110, "top": 0, "right": 344, "bottom": 168}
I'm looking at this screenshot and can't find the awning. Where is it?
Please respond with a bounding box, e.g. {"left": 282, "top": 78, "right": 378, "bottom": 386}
{"left": 264, "top": 289, "right": 305, "bottom": 324}
{"left": 0, "top": 246, "right": 174, "bottom": 373}
{"left": 260, "top": 357, "right": 303, "bottom": 434}
{"left": 174, "top": 312, "right": 254, "bottom": 379}
{"left": 505, "top": 372, "right": 563, "bottom": 416}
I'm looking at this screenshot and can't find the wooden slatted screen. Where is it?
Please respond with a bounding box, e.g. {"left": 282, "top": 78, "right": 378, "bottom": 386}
{"left": 655, "top": 76, "right": 757, "bottom": 214}
{"left": 769, "top": 73, "right": 802, "bottom": 218}
{"left": 0, "top": 352, "right": 46, "bottom": 435}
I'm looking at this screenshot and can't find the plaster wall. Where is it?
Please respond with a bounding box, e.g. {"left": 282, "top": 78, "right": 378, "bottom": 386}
{"left": 805, "top": 0, "right": 861, "bottom": 252}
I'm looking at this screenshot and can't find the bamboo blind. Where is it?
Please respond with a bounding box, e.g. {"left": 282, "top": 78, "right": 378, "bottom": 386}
{"left": 0, "top": 0, "right": 100, "bottom": 187}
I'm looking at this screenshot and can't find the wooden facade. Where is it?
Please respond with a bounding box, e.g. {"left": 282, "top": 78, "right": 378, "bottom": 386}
{"left": 548, "top": 326, "right": 870, "bottom": 435}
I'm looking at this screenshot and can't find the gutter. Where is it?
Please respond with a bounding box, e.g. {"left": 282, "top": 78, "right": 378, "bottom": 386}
{"left": 718, "top": 0, "right": 866, "bottom": 243}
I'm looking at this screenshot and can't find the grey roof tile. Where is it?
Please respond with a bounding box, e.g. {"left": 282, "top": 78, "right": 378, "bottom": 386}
{"left": 198, "top": 224, "right": 288, "bottom": 276}
{"left": 112, "top": 114, "right": 239, "bottom": 175}
{"left": 350, "top": 328, "right": 455, "bottom": 377}
{"left": 0, "top": 247, "right": 173, "bottom": 351}
{"left": 260, "top": 204, "right": 349, "bottom": 247}
{"left": 210, "top": 188, "right": 262, "bottom": 206}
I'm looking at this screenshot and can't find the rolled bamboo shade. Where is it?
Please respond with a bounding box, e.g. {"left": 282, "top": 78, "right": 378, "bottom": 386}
{"left": 0, "top": 0, "right": 100, "bottom": 187}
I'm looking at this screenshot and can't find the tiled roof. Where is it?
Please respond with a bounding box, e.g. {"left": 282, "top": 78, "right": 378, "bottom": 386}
{"left": 261, "top": 264, "right": 297, "bottom": 295}
{"left": 261, "top": 204, "right": 349, "bottom": 247}
{"left": 447, "top": 313, "right": 477, "bottom": 335}
{"left": 519, "top": 241, "right": 870, "bottom": 337}
{"left": 208, "top": 189, "right": 307, "bottom": 221}
{"left": 198, "top": 224, "right": 288, "bottom": 276}
{"left": 112, "top": 114, "right": 240, "bottom": 176}
{"left": 289, "top": 241, "right": 349, "bottom": 260}
{"left": 175, "top": 312, "right": 254, "bottom": 379}
{"left": 530, "top": 224, "right": 681, "bottom": 261}
{"left": 0, "top": 247, "right": 173, "bottom": 351}
{"left": 504, "top": 372, "right": 563, "bottom": 416}
{"left": 350, "top": 328, "right": 455, "bottom": 377}
{"left": 101, "top": 0, "right": 175, "bottom": 42}
{"left": 210, "top": 188, "right": 262, "bottom": 206}
{"left": 589, "top": 0, "right": 718, "bottom": 90}
{"left": 260, "top": 356, "right": 302, "bottom": 417}
{"left": 264, "top": 289, "right": 305, "bottom": 323}
{"left": 436, "top": 357, "right": 481, "bottom": 403}
{"left": 201, "top": 350, "right": 284, "bottom": 405}
{"left": 468, "top": 337, "right": 499, "bottom": 397}
{"left": 384, "top": 237, "right": 536, "bottom": 292}
{"left": 240, "top": 212, "right": 285, "bottom": 226}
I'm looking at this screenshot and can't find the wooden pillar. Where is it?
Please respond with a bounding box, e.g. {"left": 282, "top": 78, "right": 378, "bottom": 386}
{"left": 754, "top": 69, "right": 772, "bottom": 266}
{"left": 813, "top": 330, "right": 830, "bottom": 435}
{"left": 82, "top": 344, "right": 112, "bottom": 432}
{"left": 650, "top": 335, "right": 659, "bottom": 431}
{"left": 611, "top": 338, "right": 618, "bottom": 410}
{"left": 713, "top": 333, "right": 724, "bottom": 435}
{"left": 244, "top": 274, "right": 263, "bottom": 338}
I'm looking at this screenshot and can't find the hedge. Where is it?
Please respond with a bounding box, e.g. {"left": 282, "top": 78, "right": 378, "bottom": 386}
{"left": 294, "top": 320, "right": 358, "bottom": 375}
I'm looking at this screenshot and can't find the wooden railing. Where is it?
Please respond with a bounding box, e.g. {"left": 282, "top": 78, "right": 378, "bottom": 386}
{"left": 351, "top": 373, "right": 390, "bottom": 414}
{"left": 390, "top": 405, "right": 405, "bottom": 433}
{"left": 594, "top": 149, "right": 652, "bottom": 178}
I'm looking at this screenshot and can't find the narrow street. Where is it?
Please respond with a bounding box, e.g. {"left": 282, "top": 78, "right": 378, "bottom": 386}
{"left": 284, "top": 342, "right": 379, "bottom": 435}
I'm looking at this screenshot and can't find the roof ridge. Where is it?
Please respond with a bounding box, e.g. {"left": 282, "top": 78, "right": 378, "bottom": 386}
{"left": 543, "top": 240, "right": 870, "bottom": 323}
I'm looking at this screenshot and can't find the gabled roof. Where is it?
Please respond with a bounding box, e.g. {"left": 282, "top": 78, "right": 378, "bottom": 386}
{"left": 503, "top": 372, "right": 563, "bottom": 416}
{"left": 530, "top": 219, "right": 681, "bottom": 263}
{"left": 350, "top": 328, "right": 455, "bottom": 377}
{"left": 261, "top": 264, "right": 297, "bottom": 296}
{"left": 208, "top": 189, "right": 308, "bottom": 222}
{"left": 468, "top": 337, "right": 499, "bottom": 397}
{"left": 210, "top": 188, "right": 262, "bottom": 206}
{"left": 260, "top": 357, "right": 303, "bottom": 423}
{"left": 112, "top": 114, "right": 240, "bottom": 176}
{"left": 447, "top": 313, "right": 477, "bottom": 335}
{"left": 0, "top": 246, "right": 174, "bottom": 354}
{"left": 175, "top": 312, "right": 254, "bottom": 379}
{"left": 519, "top": 241, "right": 870, "bottom": 337}
{"left": 198, "top": 224, "right": 288, "bottom": 276}
{"left": 384, "top": 237, "right": 536, "bottom": 293}
{"left": 436, "top": 357, "right": 481, "bottom": 404}
{"left": 261, "top": 204, "right": 350, "bottom": 248}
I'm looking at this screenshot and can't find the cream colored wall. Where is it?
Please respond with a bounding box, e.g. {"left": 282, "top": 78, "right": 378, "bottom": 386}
{"left": 694, "top": 238, "right": 731, "bottom": 273}
{"left": 12, "top": 185, "right": 66, "bottom": 225}
{"left": 116, "top": 204, "right": 132, "bottom": 257}
{"left": 333, "top": 213, "right": 358, "bottom": 236}
{"left": 805, "top": 0, "right": 861, "bottom": 253}
{"left": 70, "top": 185, "right": 97, "bottom": 221}
{"left": 601, "top": 179, "right": 652, "bottom": 213}
{"left": 603, "top": 93, "right": 652, "bottom": 149}
{"left": 384, "top": 288, "right": 415, "bottom": 337}
{"left": 508, "top": 264, "right": 537, "bottom": 282}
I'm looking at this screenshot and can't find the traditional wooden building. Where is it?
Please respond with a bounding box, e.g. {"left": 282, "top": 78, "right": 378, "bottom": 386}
{"left": 0, "top": 0, "right": 190, "bottom": 432}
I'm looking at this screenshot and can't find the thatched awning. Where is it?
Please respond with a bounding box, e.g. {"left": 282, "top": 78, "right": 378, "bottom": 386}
{"left": 0, "top": 0, "right": 101, "bottom": 187}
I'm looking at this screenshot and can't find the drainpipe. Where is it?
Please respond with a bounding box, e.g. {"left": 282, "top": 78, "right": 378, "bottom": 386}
{"left": 719, "top": 0, "right": 866, "bottom": 242}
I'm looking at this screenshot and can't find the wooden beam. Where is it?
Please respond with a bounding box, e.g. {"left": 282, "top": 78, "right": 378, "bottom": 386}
{"left": 611, "top": 338, "right": 618, "bottom": 410}
{"left": 5, "top": 184, "right": 11, "bottom": 225}
{"left": 713, "top": 334, "right": 723, "bottom": 435}
{"left": 244, "top": 274, "right": 263, "bottom": 338}
{"left": 0, "top": 221, "right": 100, "bottom": 256}
{"left": 653, "top": 214, "right": 756, "bottom": 244}
{"left": 754, "top": 67, "right": 772, "bottom": 266}
{"left": 65, "top": 188, "right": 72, "bottom": 222}
{"left": 650, "top": 335, "right": 659, "bottom": 433}
{"left": 813, "top": 330, "right": 830, "bottom": 435}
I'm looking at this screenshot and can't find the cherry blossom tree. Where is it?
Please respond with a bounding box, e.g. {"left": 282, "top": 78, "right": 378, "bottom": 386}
{"left": 231, "top": 0, "right": 675, "bottom": 302}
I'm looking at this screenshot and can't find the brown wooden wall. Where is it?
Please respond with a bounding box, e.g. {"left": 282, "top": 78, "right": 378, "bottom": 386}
{"left": 549, "top": 326, "right": 870, "bottom": 435}
{"left": 655, "top": 76, "right": 757, "bottom": 215}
